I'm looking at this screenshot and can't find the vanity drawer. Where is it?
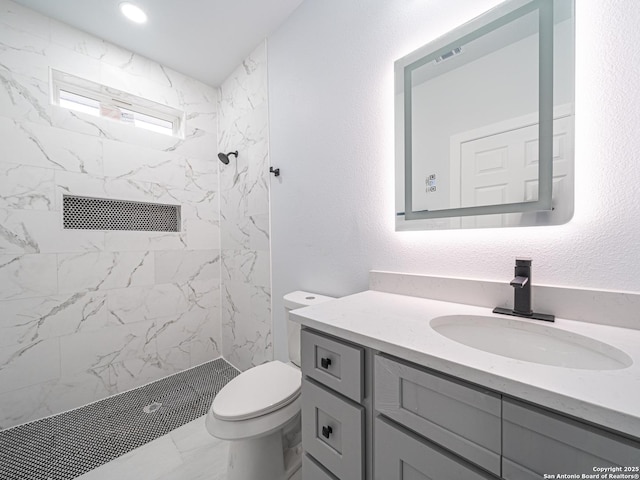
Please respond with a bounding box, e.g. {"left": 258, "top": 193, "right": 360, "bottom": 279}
{"left": 502, "top": 398, "right": 640, "bottom": 479}
{"left": 303, "top": 453, "right": 339, "bottom": 480}
{"left": 301, "top": 329, "right": 364, "bottom": 403}
{"left": 302, "top": 379, "right": 364, "bottom": 480}
{"left": 375, "top": 416, "right": 497, "bottom": 480}
{"left": 374, "top": 355, "right": 501, "bottom": 476}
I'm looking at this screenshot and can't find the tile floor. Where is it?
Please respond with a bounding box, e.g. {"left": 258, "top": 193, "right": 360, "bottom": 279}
{"left": 0, "top": 358, "right": 238, "bottom": 480}
{"left": 78, "top": 415, "right": 304, "bottom": 480}
{"left": 77, "top": 415, "right": 229, "bottom": 480}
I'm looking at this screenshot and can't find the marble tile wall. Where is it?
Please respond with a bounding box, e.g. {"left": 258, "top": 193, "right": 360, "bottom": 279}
{"left": 217, "top": 42, "right": 272, "bottom": 371}
{"left": 0, "top": 0, "right": 221, "bottom": 429}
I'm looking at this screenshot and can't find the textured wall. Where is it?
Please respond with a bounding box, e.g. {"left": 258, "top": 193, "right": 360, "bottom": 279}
{"left": 267, "top": 0, "right": 640, "bottom": 360}
{"left": 218, "top": 42, "right": 272, "bottom": 371}
{"left": 0, "top": 0, "right": 220, "bottom": 429}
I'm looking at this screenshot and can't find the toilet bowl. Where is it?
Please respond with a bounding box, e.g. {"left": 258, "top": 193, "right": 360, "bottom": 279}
{"left": 206, "top": 291, "right": 335, "bottom": 480}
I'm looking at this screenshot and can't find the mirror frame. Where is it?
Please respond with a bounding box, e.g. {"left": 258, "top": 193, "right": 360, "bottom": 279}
{"left": 396, "top": 0, "right": 574, "bottom": 228}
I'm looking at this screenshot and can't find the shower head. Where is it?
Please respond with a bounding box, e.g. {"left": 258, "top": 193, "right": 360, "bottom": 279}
{"left": 218, "top": 151, "right": 238, "bottom": 165}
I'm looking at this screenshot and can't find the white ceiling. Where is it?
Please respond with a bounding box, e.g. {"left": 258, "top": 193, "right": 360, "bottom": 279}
{"left": 12, "top": 0, "right": 304, "bottom": 86}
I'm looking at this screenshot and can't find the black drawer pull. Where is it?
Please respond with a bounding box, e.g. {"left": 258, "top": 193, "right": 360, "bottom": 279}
{"left": 320, "top": 357, "right": 332, "bottom": 369}
{"left": 322, "top": 425, "right": 333, "bottom": 439}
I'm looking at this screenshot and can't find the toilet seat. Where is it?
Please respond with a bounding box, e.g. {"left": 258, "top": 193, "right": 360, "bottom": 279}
{"left": 212, "top": 361, "right": 301, "bottom": 421}
{"left": 206, "top": 361, "right": 302, "bottom": 441}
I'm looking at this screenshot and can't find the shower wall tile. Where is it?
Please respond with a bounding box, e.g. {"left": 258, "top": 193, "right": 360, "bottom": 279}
{"left": 154, "top": 250, "right": 220, "bottom": 285}
{"left": 166, "top": 278, "right": 218, "bottom": 311}
{"left": 0, "top": 52, "right": 48, "bottom": 89}
{"left": 54, "top": 170, "right": 156, "bottom": 208}
{"left": 0, "top": 380, "right": 60, "bottom": 430}
{"left": 102, "top": 140, "right": 188, "bottom": 189}
{"left": 0, "top": 208, "right": 105, "bottom": 254}
{"left": 0, "top": 117, "right": 104, "bottom": 174}
{"left": 0, "top": 253, "right": 57, "bottom": 301}
{"left": 220, "top": 214, "right": 250, "bottom": 250}
{"left": 0, "top": 162, "right": 56, "bottom": 210}
{"left": 246, "top": 137, "right": 270, "bottom": 217}
{"left": 0, "top": 0, "right": 221, "bottom": 429}
{"left": 153, "top": 303, "right": 218, "bottom": 353}
{"left": 104, "top": 231, "right": 187, "bottom": 252}
{"left": 105, "top": 351, "right": 191, "bottom": 394}
{"left": 0, "top": 291, "right": 110, "bottom": 348}
{"left": 218, "top": 42, "right": 272, "bottom": 372}
{"left": 0, "top": 338, "right": 60, "bottom": 395}
{"left": 39, "top": 370, "right": 114, "bottom": 414}
{"left": 221, "top": 249, "right": 270, "bottom": 288}
{"left": 59, "top": 320, "right": 157, "bottom": 377}
{"left": 183, "top": 215, "right": 221, "bottom": 251}
{"left": 0, "top": 68, "right": 52, "bottom": 127}
{"left": 106, "top": 284, "right": 190, "bottom": 325}
{"left": 221, "top": 280, "right": 272, "bottom": 370}
{"left": 0, "top": 0, "right": 51, "bottom": 40}
{"left": 57, "top": 251, "right": 155, "bottom": 293}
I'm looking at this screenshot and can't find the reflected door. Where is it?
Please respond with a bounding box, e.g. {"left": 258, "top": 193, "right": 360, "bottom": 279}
{"left": 459, "top": 115, "right": 573, "bottom": 228}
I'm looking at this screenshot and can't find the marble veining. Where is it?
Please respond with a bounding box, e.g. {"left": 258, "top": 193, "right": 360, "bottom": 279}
{"left": 0, "top": 162, "right": 56, "bottom": 210}
{"left": 0, "top": 0, "right": 221, "bottom": 429}
{"left": 218, "top": 41, "right": 272, "bottom": 372}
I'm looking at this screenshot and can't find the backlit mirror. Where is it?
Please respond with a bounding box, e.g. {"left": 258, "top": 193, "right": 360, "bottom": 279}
{"left": 395, "top": 0, "right": 575, "bottom": 230}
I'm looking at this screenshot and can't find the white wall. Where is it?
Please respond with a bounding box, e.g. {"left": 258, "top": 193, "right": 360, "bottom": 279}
{"left": 0, "top": 0, "right": 220, "bottom": 428}
{"left": 268, "top": 0, "right": 640, "bottom": 360}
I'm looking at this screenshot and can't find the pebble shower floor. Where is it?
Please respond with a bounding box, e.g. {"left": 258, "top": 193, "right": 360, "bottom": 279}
{"left": 0, "top": 358, "right": 239, "bottom": 480}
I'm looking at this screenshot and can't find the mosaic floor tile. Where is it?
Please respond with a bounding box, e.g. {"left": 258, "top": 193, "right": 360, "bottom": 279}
{"left": 0, "top": 358, "right": 238, "bottom": 480}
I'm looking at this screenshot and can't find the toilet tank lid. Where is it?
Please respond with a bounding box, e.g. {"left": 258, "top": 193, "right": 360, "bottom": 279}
{"left": 283, "top": 291, "right": 335, "bottom": 310}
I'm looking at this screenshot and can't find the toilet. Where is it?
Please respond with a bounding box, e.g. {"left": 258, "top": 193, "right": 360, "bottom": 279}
{"left": 206, "top": 291, "right": 335, "bottom": 480}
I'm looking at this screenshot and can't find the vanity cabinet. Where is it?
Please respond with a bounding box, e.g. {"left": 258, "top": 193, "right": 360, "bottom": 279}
{"left": 303, "top": 454, "right": 341, "bottom": 480}
{"left": 375, "top": 416, "right": 496, "bottom": 480}
{"left": 301, "top": 330, "right": 365, "bottom": 480}
{"left": 375, "top": 355, "right": 501, "bottom": 475}
{"left": 502, "top": 398, "right": 640, "bottom": 479}
{"left": 301, "top": 328, "right": 364, "bottom": 403}
{"left": 300, "top": 328, "right": 640, "bottom": 480}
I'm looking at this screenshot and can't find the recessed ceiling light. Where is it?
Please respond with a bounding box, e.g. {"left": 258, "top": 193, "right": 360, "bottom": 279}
{"left": 119, "top": 2, "right": 147, "bottom": 24}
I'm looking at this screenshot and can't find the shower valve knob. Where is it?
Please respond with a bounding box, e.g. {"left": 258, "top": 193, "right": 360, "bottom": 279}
{"left": 320, "top": 357, "right": 332, "bottom": 369}
{"left": 322, "top": 426, "right": 333, "bottom": 439}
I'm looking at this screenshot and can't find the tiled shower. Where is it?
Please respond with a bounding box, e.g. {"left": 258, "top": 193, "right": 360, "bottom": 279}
{"left": 0, "top": 0, "right": 272, "bottom": 436}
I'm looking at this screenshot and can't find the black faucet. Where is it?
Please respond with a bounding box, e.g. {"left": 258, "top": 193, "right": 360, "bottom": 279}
{"left": 493, "top": 258, "right": 555, "bottom": 322}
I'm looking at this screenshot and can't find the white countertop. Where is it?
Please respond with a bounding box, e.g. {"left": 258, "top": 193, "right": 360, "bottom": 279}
{"left": 290, "top": 290, "right": 640, "bottom": 439}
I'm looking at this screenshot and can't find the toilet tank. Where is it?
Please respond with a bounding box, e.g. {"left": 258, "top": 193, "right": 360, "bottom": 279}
{"left": 283, "top": 291, "right": 335, "bottom": 367}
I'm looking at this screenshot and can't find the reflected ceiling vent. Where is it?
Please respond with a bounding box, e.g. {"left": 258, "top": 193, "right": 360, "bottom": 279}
{"left": 435, "top": 46, "right": 463, "bottom": 63}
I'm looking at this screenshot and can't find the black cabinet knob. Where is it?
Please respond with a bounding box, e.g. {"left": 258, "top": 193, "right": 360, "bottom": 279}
{"left": 322, "top": 425, "right": 333, "bottom": 439}
{"left": 320, "top": 357, "right": 332, "bottom": 369}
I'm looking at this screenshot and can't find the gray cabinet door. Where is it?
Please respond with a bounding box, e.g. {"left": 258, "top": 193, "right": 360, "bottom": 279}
{"left": 303, "top": 454, "right": 339, "bottom": 480}
{"left": 302, "top": 379, "right": 364, "bottom": 480}
{"left": 374, "top": 417, "right": 497, "bottom": 480}
{"left": 301, "top": 329, "right": 364, "bottom": 403}
{"left": 503, "top": 398, "right": 640, "bottom": 479}
{"left": 374, "top": 354, "right": 502, "bottom": 475}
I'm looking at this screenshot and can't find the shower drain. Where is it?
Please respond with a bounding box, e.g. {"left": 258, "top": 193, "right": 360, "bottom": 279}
{"left": 143, "top": 402, "right": 162, "bottom": 414}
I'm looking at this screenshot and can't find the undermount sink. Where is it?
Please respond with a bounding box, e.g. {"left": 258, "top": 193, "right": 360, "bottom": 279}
{"left": 430, "top": 315, "right": 633, "bottom": 370}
